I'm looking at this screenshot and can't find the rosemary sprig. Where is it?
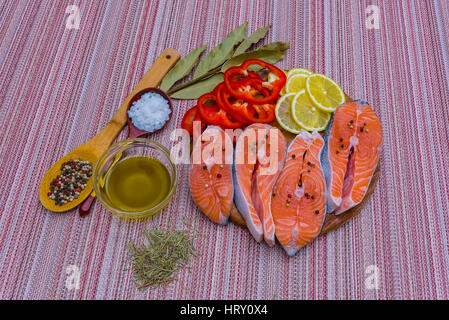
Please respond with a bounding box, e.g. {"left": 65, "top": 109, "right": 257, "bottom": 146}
{"left": 127, "top": 227, "right": 197, "bottom": 290}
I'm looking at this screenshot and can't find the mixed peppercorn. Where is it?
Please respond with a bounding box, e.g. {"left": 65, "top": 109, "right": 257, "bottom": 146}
{"left": 48, "top": 158, "right": 92, "bottom": 206}
{"left": 181, "top": 59, "right": 287, "bottom": 135}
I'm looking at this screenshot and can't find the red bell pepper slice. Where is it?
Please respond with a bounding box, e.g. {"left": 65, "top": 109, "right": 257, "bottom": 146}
{"left": 181, "top": 106, "right": 206, "bottom": 135}
{"left": 224, "top": 59, "right": 286, "bottom": 104}
{"left": 232, "top": 77, "right": 272, "bottom": 98}
{"left": 247, "top": 103, "right": 276, "bottom": 123}
{"left": 225, "top": 68, "right": 262, "bottom": 89}
{"left": 197, "top": 92, "right": 243, "bottom": 129}
{"left": 218, "top": 84, "right": 275, "bottom": 123}
{"left": 215, "top": 84, "right": 250, "bottom": 124}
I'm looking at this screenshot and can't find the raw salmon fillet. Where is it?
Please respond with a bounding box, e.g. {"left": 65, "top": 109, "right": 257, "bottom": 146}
{"left": 271, "top": 130, "right": 326, "bottom": 256}
{"left": 189, "top": 126, "right": 234, "bottom": 225}
{"left": 322, "top": 100, "right": 383, "bottom": 215}
{"left": 233, "top": 124, "right": 287, "bottom": 245}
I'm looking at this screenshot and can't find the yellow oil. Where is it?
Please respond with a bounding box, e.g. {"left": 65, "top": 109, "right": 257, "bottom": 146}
{"left": 105, "top": 156, "right": 171, "bottom": 212}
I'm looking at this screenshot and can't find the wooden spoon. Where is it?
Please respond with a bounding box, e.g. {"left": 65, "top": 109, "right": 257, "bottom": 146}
{"left": 39, "top": 48, "right": 180, "bottom": 212}
{"left": 78, "top": 88, "right": 173, "bottom": 216}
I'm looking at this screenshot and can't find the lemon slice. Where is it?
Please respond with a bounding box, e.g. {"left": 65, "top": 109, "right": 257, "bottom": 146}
{"left": 275, "top": 93, "right": 302, "bottom": 134}
{"left": 287, "top": 68, "right": 313, "bottom": 79}
{"left": 291, "top": 90, "right": 331, "bottom": 131}
{"left": 285, "top": 73, "right": 309, "bottom": 93}
{"left": 305, "top": 73, "right": 345, "bottom": 112}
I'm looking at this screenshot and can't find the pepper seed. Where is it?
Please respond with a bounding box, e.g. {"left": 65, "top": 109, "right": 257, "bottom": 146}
{"left": 48, "top": 158, "right": 92, "bottom": 206}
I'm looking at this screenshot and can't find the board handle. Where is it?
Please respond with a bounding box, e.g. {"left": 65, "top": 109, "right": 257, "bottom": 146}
{"left": 91, "top": 49, "right": 180, "bottom": 154}
{"left": 134, "top": 48, "right": 181, "bottom": 92}
{"left": 112, "top": 48, "right": 181, "bottom": 125}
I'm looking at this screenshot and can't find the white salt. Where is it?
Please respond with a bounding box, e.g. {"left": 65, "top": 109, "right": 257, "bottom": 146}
{"left": 128, "top": 92, "right": 171, "bottom": 132}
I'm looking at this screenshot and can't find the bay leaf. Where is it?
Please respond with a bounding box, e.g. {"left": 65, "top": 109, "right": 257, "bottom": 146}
{"left": 160, "top": 43, "right": 208, "bottom": 92}
{"left": 256, "top": 41, "right": 290, "bottom": 52}
{"left": 221, "top": 49, "right": 286, "bottom": 72}
{"left": 193, "top": 23, "right": 248, "bottom": 79}
{"left": 233, "top": 25, "right": 271, "bottom": 56}
{"left": 170, "top": 73, "right": 224, "bottom": 100}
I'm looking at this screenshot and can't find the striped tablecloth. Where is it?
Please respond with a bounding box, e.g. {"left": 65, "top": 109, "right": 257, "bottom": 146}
{"left": 1, "top": 0, "right": 448, "bottom": 300}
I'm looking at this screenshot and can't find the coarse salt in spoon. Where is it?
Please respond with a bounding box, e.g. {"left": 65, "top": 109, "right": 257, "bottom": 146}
{"left": 126, "top": 88, "right": 173, "bottom": 139}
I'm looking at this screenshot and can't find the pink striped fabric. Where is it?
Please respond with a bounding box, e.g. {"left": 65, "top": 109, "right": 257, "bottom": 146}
{"left": 1, "top": 0, "right": 448, "bottom": 300}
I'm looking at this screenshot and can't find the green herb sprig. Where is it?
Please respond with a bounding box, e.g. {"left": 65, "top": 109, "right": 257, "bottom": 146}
{"left": 161, "top": 23, "right": 290, "bottom": 99}
{"left": 127, "top": 227, "right": 197, "bottom": 290}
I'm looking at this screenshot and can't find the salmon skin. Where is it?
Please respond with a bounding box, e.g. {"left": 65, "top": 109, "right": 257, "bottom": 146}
{"left": 271, "top": 130, "right": 326, "bottom": 256}
{"left": 189, "top": 126, "right": 234, "bottom": 225}
{"left": 322, "top": 100, "right": 383, "bottom": 215}
{"left": 233, "top": 124, "right": 287, "bottom": 245}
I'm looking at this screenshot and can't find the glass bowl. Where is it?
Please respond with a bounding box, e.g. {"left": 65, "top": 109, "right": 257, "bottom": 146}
{"left": 93, "top": 138, "right": 177, "bottom": 219}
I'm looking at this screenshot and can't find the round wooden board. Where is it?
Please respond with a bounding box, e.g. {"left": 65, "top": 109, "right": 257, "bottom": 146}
{"left": 228, "top": 95, "right": 381, "bottom": 235}
{"left": 229, "top": 160, "right": 380, "bottom": 235}
{"left": 191, "top": 93, "right": 381, "bottom": 236}
{"left": 320, "top": 162, "right": 380, "bottom": 234}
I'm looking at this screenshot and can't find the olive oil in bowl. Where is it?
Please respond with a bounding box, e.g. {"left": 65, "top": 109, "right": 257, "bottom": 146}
{"left": 105, "top": 156, "right": 171, "bottom": 212}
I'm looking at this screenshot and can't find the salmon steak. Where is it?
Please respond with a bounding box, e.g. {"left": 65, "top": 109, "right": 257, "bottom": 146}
{"left": 271, "top": 130, "right": 326, "bottom": 256}
{"left": 189, "top": 126, "right": 234, "bottom": 225}
{"left": 233, "top": 124, "right": 287, "bottom": 245}
{"left": 322, "top": 100, "right": 383, "bottom": 215}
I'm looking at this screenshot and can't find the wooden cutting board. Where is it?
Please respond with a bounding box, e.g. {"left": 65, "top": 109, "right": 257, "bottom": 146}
{"left": 228, "top": 95, "right": 381, "bottom": 235}
{"left": 229, "top": 161, "right": 380, "bottom": 235}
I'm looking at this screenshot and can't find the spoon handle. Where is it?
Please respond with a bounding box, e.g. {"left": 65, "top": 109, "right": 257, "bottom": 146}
{"left": 110, "top": 49, "right": 181, "bottom": 127}
{"left": 87, "top": 49, "right": 180, "bottom": 154}
{"left": 79, "top": 194, "right": 96, "bottom": 217}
